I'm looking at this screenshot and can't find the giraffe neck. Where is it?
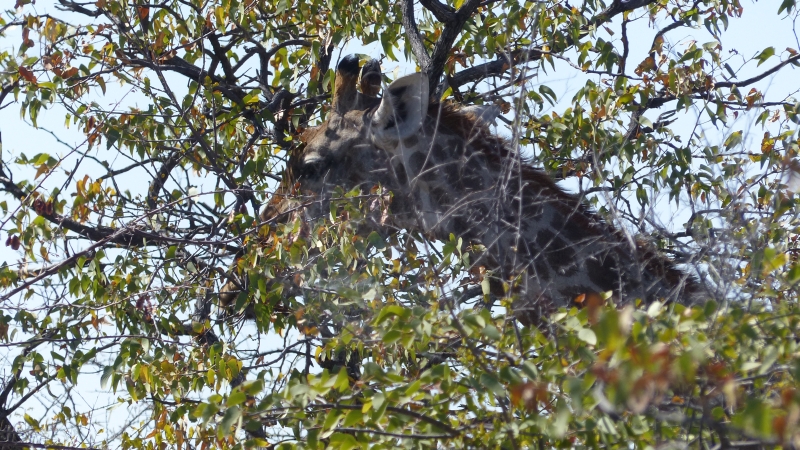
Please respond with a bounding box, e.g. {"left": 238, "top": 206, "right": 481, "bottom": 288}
{"left": 385, "top": 105, "right": 696, "bottom": 312}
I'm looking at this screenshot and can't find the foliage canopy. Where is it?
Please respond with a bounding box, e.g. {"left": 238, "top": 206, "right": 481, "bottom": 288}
{"left": 1, "top": 0, "right": 800, "bottom": 448}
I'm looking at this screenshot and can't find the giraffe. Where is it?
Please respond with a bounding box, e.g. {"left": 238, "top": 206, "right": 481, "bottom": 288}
{"left": 240, "top": 55, "right": 701, "bottom": 322}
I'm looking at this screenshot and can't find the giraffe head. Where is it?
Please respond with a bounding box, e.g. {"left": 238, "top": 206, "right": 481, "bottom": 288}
{"left": 286, "top": 56, "right": 431, "bottom": 203}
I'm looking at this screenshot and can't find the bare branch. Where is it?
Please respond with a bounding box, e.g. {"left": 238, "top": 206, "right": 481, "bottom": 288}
{"left": 426, "top": 0, "right": 483, "bottom": 95}
{"left": 448, "top": 0, "right": 662, "bottom": 89}
{"left": 646, "top": 53, "right": 800, "bottom": 108}
{"left": 401, "top": 0, "right": 432, "bottom": 70}
{"left": 419, "top": 0, "right": 455, "bottom": 23}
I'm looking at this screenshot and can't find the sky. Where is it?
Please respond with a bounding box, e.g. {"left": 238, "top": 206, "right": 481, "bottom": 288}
{"left": 2, "top": 1, "right": 798, "bottom": 174}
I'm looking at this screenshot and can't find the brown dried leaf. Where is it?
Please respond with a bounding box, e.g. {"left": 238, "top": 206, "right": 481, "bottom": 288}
{"left": 62, "top": 67, "right": 79, "bottom": 78}
{"left": 18, "top": 66, "right": 37, "bottom": 84}
{"left": 5, "top": 235, "right": 20, "bottom": 250}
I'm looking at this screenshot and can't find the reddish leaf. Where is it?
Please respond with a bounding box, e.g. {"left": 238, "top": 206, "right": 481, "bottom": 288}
{"left": 5, "top": 235, "right": 20, "bottom": 250}
{"left": 18, "top": 66, "right": 37, "bottom": 84}
{"left": 33, "top": 198, "right": 45, "bottom": 214}
{"left": 510, "top": 382, "right": 549, "bottom": 412}
{"left": 62, "top": 67, "right": 79, "bottom": 78}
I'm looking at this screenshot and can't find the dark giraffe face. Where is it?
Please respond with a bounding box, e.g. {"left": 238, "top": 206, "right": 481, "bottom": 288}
{"left": 293, "top": 110, "right": 381, "bottom": 194}
{"left": 288, "top": 57, "right": 430, "bottom": 207}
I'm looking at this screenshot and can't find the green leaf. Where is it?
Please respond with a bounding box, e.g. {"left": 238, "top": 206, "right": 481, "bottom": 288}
{"left": 226, "top": 389, "right": 247, "bottom": 407}
{"left": 329, "top": 433, "right": 359, "bottom": 450}
{"left": 440, "top": 86, "right": 454, "bottom": 101}
{"left": 218, "top": 406, "right": 241, "bottom": 437}
{"left": 637, "top": 115, "right": 653, "bottom": 129}
{"left": 242, "top": 89, "right": 261, "bottom": 104}
{"left": 521, "top": 361, "right": 539, "bottom": 378}
{"left": 778, "top": 0, "right": 796, "bottom": 14}
{"left": 755, "top": 47, "right": 775, "bottom": 66}
{"left": 343, "top": 409, "right": 363, "bottom": 427}
{"left": 740, "top": 361, "right": 761, "bottom": 372}
{"left": 322, "top": 408, "right": 343, "bottom": 432}
{"left": 479, "top": 373, "right": 505, "bottom": 395}
{"left": 375, "top": 305, "right": 406, "bottom": 324}
{"left": 23, "top": 414, "right": 40, "bottom": 431}
{"left": 382, "top": 330, "right": 402, "bottom": 344}
{"left": 539, "top": 85, "right": 558, "bottom": 105}
{"left": 334, "top": 368, "right": 351, "bottom": 392}
{"left": 242, "top": 380, "right": 264, "bottom": 396}
{"left": 482, "top": 325, "right": 501, "bottom": 341}
{"left": 618, "top": 93, "right": 634, "bottom": 104}
{"left": 578, "top": 328, "right": 597, "bottom": 345}
{"left": 761, "top": 248, "right": 788, "bottom": 275}
{"left": 100, "top": 366, "right": 113, "bottom": 390}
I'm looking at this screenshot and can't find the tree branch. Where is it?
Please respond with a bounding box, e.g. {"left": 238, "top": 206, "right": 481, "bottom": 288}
{"left": 401, "top": 0, "right": 432, "bottom": 70}
{"left": 146, "top": 151, "right": 182, "bottom": 211}
{"left": 646, "top": 53, "right": 800, "bottom": 109}
{"left": 419, "top": 0, "right": 455, "bottom": 22}
{"left": 426, "top": 0, "right": 483, "bottom": 95}
{"left": 0, "top": 162, "right": 241, "bottom": 251}
{"left": 448, "top": 0, "right": 662, "bottom": 89}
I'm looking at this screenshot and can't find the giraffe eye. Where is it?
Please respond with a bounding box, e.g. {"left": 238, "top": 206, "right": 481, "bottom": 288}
{"left": 299, "top": 156, "right": 329, "bottom": 180}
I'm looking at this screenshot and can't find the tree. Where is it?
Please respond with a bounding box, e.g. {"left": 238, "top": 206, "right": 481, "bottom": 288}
{"left": 1, "top": 0, "right": 800, "bottom": 447}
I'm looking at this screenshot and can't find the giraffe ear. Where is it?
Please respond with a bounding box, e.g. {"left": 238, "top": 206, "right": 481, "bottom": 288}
{"left": 371, "top": 73, "right": 429, "bottom": 142}
{"left": 461, "top": 104, "right": 502, "bottom": 127}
